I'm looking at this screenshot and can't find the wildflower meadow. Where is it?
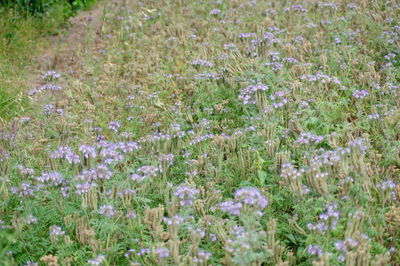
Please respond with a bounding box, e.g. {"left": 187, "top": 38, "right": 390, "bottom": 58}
{"left": 0, "top": 0, "right": 399, "bottom": 265}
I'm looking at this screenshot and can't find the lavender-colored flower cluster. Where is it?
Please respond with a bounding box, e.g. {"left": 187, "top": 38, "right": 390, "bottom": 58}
{"left": 191, "top": 59, "right": 214, "bottom": 67}
{"left": 99, "top": 204, "right": 115, "bottom": 218}
{"left": 88, "top": 255, "right": 106, "bottom": 265}
{"left": 296, "top": 132, "right": 324, "bottom": 145}
{"left": 306, "top": 244, "right": 324, "bottom": 256}
{"left": 174, "top": 184, "right": 200, "bottom": 206}
{"left": 353, "top": 89, "right": 369, "bottom": 99}
{"left": 238, "top": 83, "right": 269, "bottom": 105}
{"left": 155, "top": 247, "right": 170, "bottom": 259}
{"left": 41, "top": 70, "right": 61, "bottom": 81}
{"left": 220, "top": 187, "right": 268, "bottom": 216}
{"left": 50, "top": 146, "right": 80, "bottom": 164}
{"left": 131, "top": 165, "right": 160, "bottom": 182}
{"left": 307, "top": 203, "right": 340, "bottom": 232}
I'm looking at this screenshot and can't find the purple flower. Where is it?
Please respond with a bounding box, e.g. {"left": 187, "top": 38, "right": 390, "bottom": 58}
{"left": 50, "top": 146, "right": 80, "bottom": 164}
{"left": 26, "top": 214, "right": 38, "bottom": 224}
{"left": 174, "top": 184, "right": 200, "bottom": 206}
{"left": 163, "top": 215, "right": 185, "bottom": 225}
{"left": 76, "top": 164, "right": 113, "bottom": 182}
{"left": 137, "top": 248, "right": 151, "bottom": 256}
{"left": 220, "top": 200, "right": 242, "bottom": 216}
{"left": 75, "top": 182, "right": 96, "bottom": 195}
{"left": 126, "top": 210, "right": 137, "bottom": 219}
{"left": 353, "top": 90, "right": 369, "bottom": 99}
{"left": 193, "top": 249, "right": 212, "bottom": 264}
{"left": 99, "top": 205, "right": 115, "bottom": 218}
{"left": 131, "top": 165, "right": 160, "bottom": 182}
{"left": 234, "top": 187, "right": 269, "bottom": 210}
{"left": 307, "top": 245, "right": 323, "bottom": 256}
{"left": 43, "top": 104, "right": 54, "bottom": 115}
{"left": 281, "top": 163, "right": 304, "bottom": 180}
{"left": 108, "top": 121, "right": 121, "bottom": 132}
{"left": 88, "top": 255, "right": 105, "bottom": 265}
{"left": 50, "top": 226, "right": 65, "bottom": 237}
{"left": 18, "top": 165, "right": 35, "bottom": 176}
{"left": 10, "top": 183, "right": 34, "bottom": 197}
{"left": 39, "top": 83, "right": 62, "bottom": 91}
{"left": 238, "top": 83, "right": 268, "bottom": 105}
{"left": 36, "top": 172, "right": 65, "bottom": 186}
{"left": 377, "top": 180, "right": 396, "bottom": 190}
{"left": 155, "top": 247, "right": 170, "bottom": 259}
{"left": 79, "top": 145, "right": 97, "bottom": 159}
{"left": 41, "top": 70, "right": 61, "bottom": 81}
{"left": 295, "top": 132, "right": 324, "bottom": 145}
{"left": 210, "top": 9, "right": 221, "bottom": 15}
{"left": 191, "top": 59, "right": 214, "bottom": 67}
{"left": 99, "top": 144, "right": 124, "bottom": 164}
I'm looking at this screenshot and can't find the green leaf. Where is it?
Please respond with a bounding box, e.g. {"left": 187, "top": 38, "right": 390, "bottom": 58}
{"left": 258, "top": 169, "right": 267, "bottom": 186}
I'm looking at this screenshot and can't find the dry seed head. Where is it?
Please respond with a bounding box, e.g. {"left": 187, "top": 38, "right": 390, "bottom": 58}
{"left": 312, "top": 253, "right": 330, "bottom": 266}
{"left": 371, "top": 254, "right": 391, "bottom": 266}
{"left": 386, "top": 207, "right": 400, "bottom": 225}
{"left": 144, "top": 206, "right": 165, "bottom": 241}
{"left": 345, "top": 210, "right": 364, "bottom": 239}
{"left": 40, "top": 255, "right": 59, "bottom": 266}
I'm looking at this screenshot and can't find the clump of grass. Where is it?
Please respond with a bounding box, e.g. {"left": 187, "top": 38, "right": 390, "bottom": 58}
{"left": 0, "top": 1, "right": 99, "bottom": 120}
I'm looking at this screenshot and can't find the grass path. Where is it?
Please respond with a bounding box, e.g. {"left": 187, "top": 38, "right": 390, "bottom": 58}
{"left": 1, "top": 0, "right": 400, "bottom": 265}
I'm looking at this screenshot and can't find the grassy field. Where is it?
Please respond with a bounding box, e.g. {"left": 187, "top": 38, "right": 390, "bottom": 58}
{"left": 0, "top": 0, "right": 400, "bottom": 265}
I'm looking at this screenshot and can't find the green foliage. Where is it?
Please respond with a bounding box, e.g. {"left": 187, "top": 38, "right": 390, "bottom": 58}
{"left": 1, "top": 0, "right": 400, "bottom": 265}
{"left": 0, "top": 0, "right": 98, "bottom": 17}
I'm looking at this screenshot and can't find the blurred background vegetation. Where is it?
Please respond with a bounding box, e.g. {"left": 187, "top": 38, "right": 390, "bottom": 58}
{"left": 0, "top": 0, "right": 98, "bottom": 120}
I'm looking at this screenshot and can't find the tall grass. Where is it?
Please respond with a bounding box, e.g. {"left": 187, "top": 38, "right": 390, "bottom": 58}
{"left": 0, "top": 0, "right": 98, "bottom": 120}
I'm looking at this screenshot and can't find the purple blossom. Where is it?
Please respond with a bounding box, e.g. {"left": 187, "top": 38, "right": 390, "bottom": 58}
{"left": 10, "top": 183, "right": 34, "bottom": 197}
{"left": 88, "top": 255, "right": 105, "bottom": 265}
{"left": 347, "top": 138, "right": 368, "bottom": 153}
{"left": 155, "top": 247, "right": 170, "bottom": 259}
{"left": 307, "top": 245, "right": 324, "bottom": 256}
{"left": 191, "top": 59, "right": 214, "bottom": 67}
{"left": 26, "top": 214, "right": 38, "bottom": 224}
{"left": 43, "top": 104, "right": 54, "bottom": 115}
{"left": 99, "top": 205, "right": 115, "bottom": 218}
{"left": 39, "top": 83, "right": 62, "bottom": 91}
{"left": 108, "top": 121, "right": 121, "bottom": 132}
{"left": 75, "top": 182, "right": 96, "bottom": 195}
{"left": 137, "top": 248, "right": 151, "bottom": 256}
{"left": 79, "top": 145, "right": 97, "bottom": 159}
{"left": 296, "top": 132, "right": 324, "bottom": 145}
{"left": 377, "top": 179, "right": 396, "bottom": 190}
{"left": 234, "top": 187, "right": 269, "bottom": 210}
{"left": 17, "top": 165, "right": 35, "bottom": 176}
{"left": 220, "top": 200, "right": 242, "bottom": 216}
{"left": 238, "top": 32, "right": 257, "bottom": 39}
{"left": 126, "top": 210, "right": 137, "bottom": 219}
{"left": 163, "top": 215, "right": 185, "bottom": 225}
{"left": 239, "top": 83, "right": 269, "bottom": 105}
{"left": 174, "top": 184, "right": 200, "bottom": 206}
{"left": 194, "top": 72, "right": 222, "bottom": 81}
{"left": 281, "top": 163, "right": 304, "bottom": 180}
{"left": 210, "top": 9, "right": 221, "bottom": 15}
{"left": 36, "top": 172, "right": 65, "bottom": 186}
{"left": 41, "top": 70, "right": 61, "bottom": 81}
{"left": 99, "top": 144, "right": 124, "bottom": 164}
{"left": 353, "top": 89, "right": 369, "bottom": 99}
{"left": 50, "top": 225, "right": 65, "bottom": 237}
{"left": 193, "top": 249, "right": 212, "bottom": 264}
{"left": 76, "top": 164, "right": 113, "bottom": 182}
{"left": 50, "top": 146, "right": 81, "bottom": 164}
